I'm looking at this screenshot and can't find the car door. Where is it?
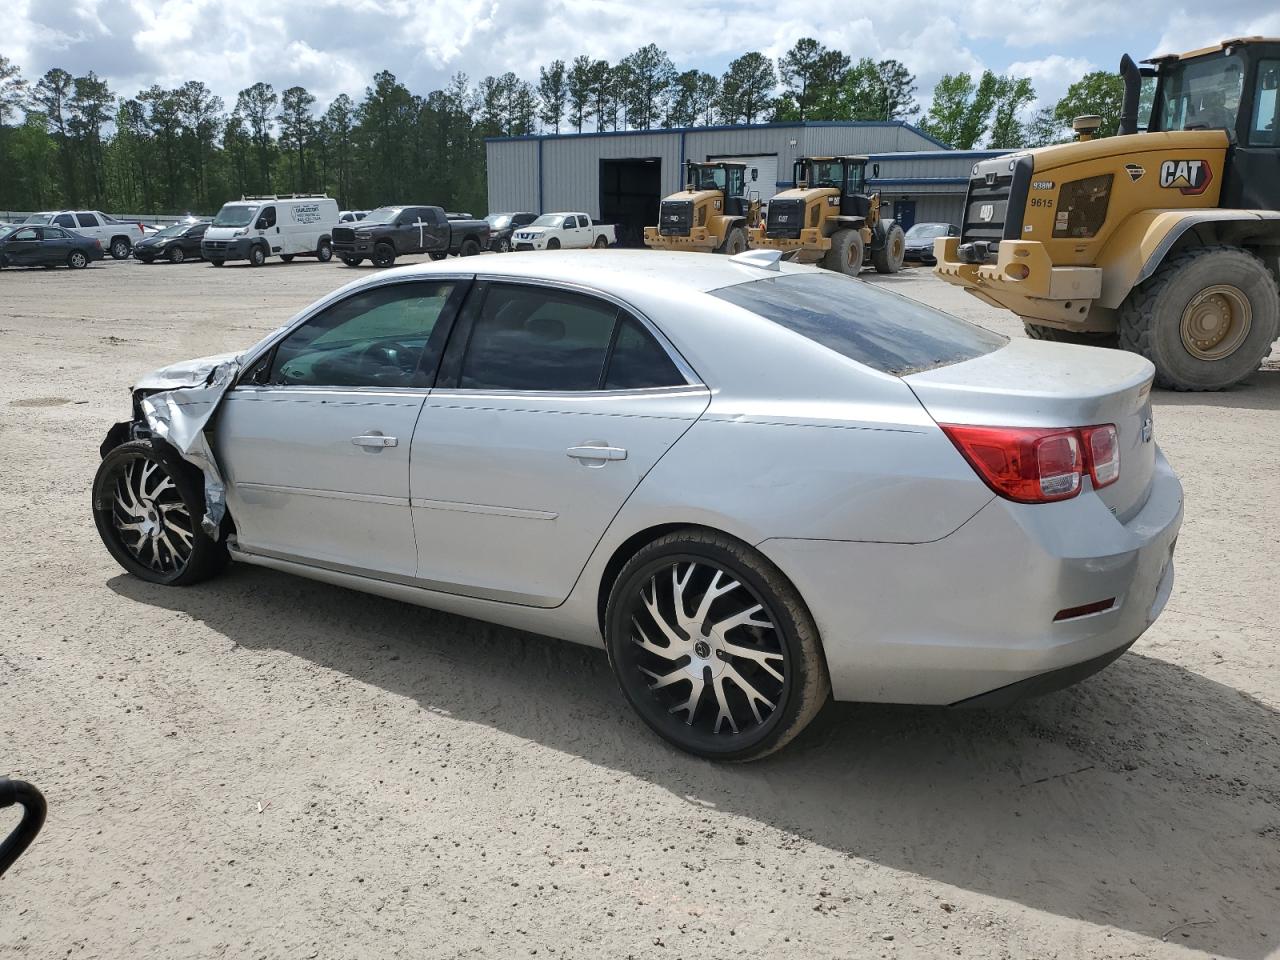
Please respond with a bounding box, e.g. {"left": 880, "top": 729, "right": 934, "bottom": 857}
{"left": 186, "top": 224, "right": 207, "bottom": 256}
{"left": 254, "top": 205, "right": 279, "bottom": 253}
{"left": 76, "top": 212, "right": 102, "bottom": 243}
{"left": 566, "top": 215, "right": 588, "bottom": 248}
{"left": 410, "top": 280, "right": 710, "bottom": 606}
{"left": 41, "top": 227, "right": 73, "bottom": 262}
{"left": 214, "top": 278, "right": 468, "bottom": 578}
{"left": 5, "top": 227, "right": 41, "bottom": 265}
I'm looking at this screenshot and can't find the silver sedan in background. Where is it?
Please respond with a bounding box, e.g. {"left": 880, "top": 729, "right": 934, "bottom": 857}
{"left": 92, "top": 251, "right": 1183, "bottom": 760}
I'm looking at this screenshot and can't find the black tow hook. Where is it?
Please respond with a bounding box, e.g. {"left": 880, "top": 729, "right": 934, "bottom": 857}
{"left": 0, "top": 779, "right": 46, "bottom": 876}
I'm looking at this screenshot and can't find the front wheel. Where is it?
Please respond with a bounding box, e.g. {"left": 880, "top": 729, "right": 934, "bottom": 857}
{"left": 167, "top": 246, "right": 186, "bottom": 264}
{"left": 210, "top": 259, "right": 224, "bottom": 267}
{"left": 871, "top": 223, "right": 906, "bottom": 274}
{"left": 316, "top": 240, "right": 333, "bottom": 262}
{"left": 428, "top": 251, "right": 448, "bottom": 262}
{"left": 109, "top": 238, "right": 131, "bottom": 260}
{"left": 716, "top": 227, "right": 747, "bottom": 255}
{"left": 493, "top": 236, "right": 511, "bottom": 253}
{"left": 67, "top": 250, "right": 88, "bottom": 269}
{"left": 92, "top": 440, "right": 228, "bottom": 586}
{"left": 547, "top": 237, "right": 561, "bottom": 250}
{"left": 605, "top": 529, "right": 830, "bottom": 761}
{"left": 372, "top": 243, "right": 397, "bottom": 268}
{"left": 248, "top": 245, "right": 267, "bottom": 267}
{"left": 341, "top": 256, "right": 363, "bottom": 267}
{"left": 1118, "top": 245, "right": 1280, "bottom": 391}
{"left": 823, "top": 228, "right": 864, "bottom": 277}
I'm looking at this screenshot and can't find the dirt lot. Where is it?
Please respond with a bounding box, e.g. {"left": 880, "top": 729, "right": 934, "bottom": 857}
{"left": 1, "top": 253, "right": 1278, "bottom": 960}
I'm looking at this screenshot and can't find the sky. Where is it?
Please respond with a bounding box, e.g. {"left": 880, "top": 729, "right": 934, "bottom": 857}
{"left": 5, "top": 0, "right": 1280, "bottom": 123}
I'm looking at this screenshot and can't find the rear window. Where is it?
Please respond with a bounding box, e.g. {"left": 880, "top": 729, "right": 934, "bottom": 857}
{"left": 709, "top": 272, "right": 1006, "bottom": 376}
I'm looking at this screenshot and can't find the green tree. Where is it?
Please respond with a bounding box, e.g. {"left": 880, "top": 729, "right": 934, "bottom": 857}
{"left": 919, "top": 71, "right": 1002, "bottom": 148}
{"left": 139, "top": 85, "right": 182, "bottom": 208}
{"left": 839, "top": 58, "right": 919, "bottom": 121}
{"left": 566, "top": 55, "right": 595, "bottom": 133}
{"left": 619, "top": 44, "right": 676, "bottom": 130}
{"left": 537, "top": 59, "right": 567, "bottom": 133}
{"left": 222, "top": 113, "right": 252, "bottom": 199}
{"left": 31, "top": 68, "right": 77, "bottom": 206}
{"left": 1053, "top": 70, "right": 1125, "bottom": 138}
{"left": 236, "top": 82, "right": 278, "bottom": 193}
{"left": 587, "top": 59, "right": 614, "bottom": 131}
{"left": 666, "top": 69, "right": 718, "bottom": 127}
{"left": 358, "top": 71, "right": 415, "bottom": 203}
{"left": 718, "top": 52, "right": 776, "bottom": 124}
{"left": 278, "top": 85, "right": 317, "bottom": 191}
{"left": 778, "top": 38, "right": 849, "bottom": 120}
{"left": 322, "top": 94, "right": 356, "bottom": 205}
{"left": 68, "top": 72, "right": 114, "bottom": 206}
{"left": 989, "top": 76, "right": 1036, "bottom": 148}
{"left": 0, "top": 55, "right": 27, "bottom": 126}
{"left": 175, "top": 80, "right": 223, "bottom": 208}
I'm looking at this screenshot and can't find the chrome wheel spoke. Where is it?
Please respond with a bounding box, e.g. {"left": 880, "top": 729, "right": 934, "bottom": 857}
{"left": 108, "top": 455, "right": 189, "bottom": 575}
{"left": 641, "top": 581, "right": 690, "bottom": 651}
{"left": 632, "top": 618, "right": 684, "bottom": 662}
{"left": 712, "top": 603, "right": 773, "bottom": 635}
{"left": 639, "top": 665, "right": 690, "bottom": 691}
{"left": 667, "top": 675, "right": 706, "bottom": 725}
{"left": 685, "top": 569, "right": 740, "bottom": 636}
{"left": 721, "top": 640, "right": 785, "bottom": 682}
{"left": 722, "top": 663, "right": 776, "bottom": 725}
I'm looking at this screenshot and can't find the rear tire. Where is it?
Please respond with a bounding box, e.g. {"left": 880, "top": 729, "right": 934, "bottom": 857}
{"left": 1118, "top": 245, "right": 1279, "bottom": 391}
{"left": 1024, "top": 322, "right": 1119, "bottom": 348}
{"left": 92, "top": 440, "right": 229, "bottom": 587}
{"left": 428, "top": 251, "right": 448, "bottom": 261}
{"left": 341, "top": 256, "right": 363, "bottom": 267}
{"left": 605, "top": 529, "right": 831, "bottom": 762}
{"left": 109, "top": 237, "right": 131, "bottom": 260}
{"left": 67, "top": 250, "right": 88, "bottom": 269}
{"left": 716, "top": 227, "right": 747, "bottom": 255}
{"left": 593, "top": 235, "right": 609, "bottom": 249}
{"left": 458, "top": 237, "right": 481, "bottom": 257}
{"left": 871, "top": 223, "right": 906, "bottom": 274}
{"left": 210, "top": 259, "right": 224, "bottom": 267}
{"left": 823, "top": 229, "right": 864, "bottom": 276}
{"left": 372, "top": 243, "right": 396, "bottom": 268}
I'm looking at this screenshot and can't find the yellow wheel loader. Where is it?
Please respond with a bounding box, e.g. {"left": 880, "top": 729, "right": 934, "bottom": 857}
{"left": 644, "top": 161, "right": 761, "bottom": 254}
{"left": 935, "top": 37, "right": 1280, "bottom": 391}
{"left": 749, "top": 156, "right": 906, "bottom": 276}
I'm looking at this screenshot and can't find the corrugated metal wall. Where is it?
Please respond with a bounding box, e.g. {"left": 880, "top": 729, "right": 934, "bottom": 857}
{"left": 485, "top": 139, "right": 541, "bottom": 214}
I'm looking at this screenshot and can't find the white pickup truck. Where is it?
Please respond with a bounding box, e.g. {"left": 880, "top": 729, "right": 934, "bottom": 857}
{"left": 512, "top": 213, "right": 615, "bottom": 251}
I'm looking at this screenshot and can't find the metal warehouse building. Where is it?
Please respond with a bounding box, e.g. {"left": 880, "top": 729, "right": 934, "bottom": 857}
{"left": 485, "top": 120, "right": 1010, "bottom": 245}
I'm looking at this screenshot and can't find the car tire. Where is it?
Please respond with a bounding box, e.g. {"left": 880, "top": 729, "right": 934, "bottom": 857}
{"left": 316, "top": 240, "right": 333, "bottom": 263}
{"left": 871, "top": 222, "right": 906, "bottom": 274}
{"left": 429, "top": 251, "right": 448, "bottom": 261}
{"left": 1024, "top": 322, "right": 1118, "bottom": 347}
{"left": 372, "top": 243, "right": 397, "bottom": 268}
{"left": 716, "top": 227, "right": 747, "bottom": 255}
{"left": 593, "top": 235, "right": 610, "bottom": 249}
{"left": 341, "top": 256, "right": 363, "bottom": 267}
{"left": 109, "top": 237, "right": 132, "bottom": 260}
{"left": 92, "top": 440, "right": 229, "bottom": 587}
{"left": 458, "top": 238, "right": 481, "bottom": 257}
{"left": 494, "top": 237, "right": 511, "bottom": 254}
{"left": 1117, "top": 245, "right": 1280, "bottom": 391}
{"left": 823, "top": 228, "right": 864, "bottom": 276}
{"left": 547, "top": 238, "right": 561, "bottom": 250}
{"left": 280, "top": 254, "right": 294, "bottom": 263}
{"left": 604, "top": 529, "right": 831, "bottom": 762}
{"left": 167, "top": 246, "right": 186, "bottom": 264}
{"left": 67, "top": 250, "right": 89, "bottom": 269}
{"left": 210, "top": 259, "right": 224, "bottom": 267}
{"left": 248, "top": 245, "right": 267, "bottom": 267}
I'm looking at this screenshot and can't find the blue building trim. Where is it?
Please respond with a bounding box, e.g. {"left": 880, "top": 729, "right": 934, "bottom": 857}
{"left": 537, "top": 138, "right": 544, "bottom": 213}
{"left": 869, "top": 150, "right": 1010, "bottom": 161}
{"left": 485, "top": 119, "right": 948, "bottom": 145}
{"left": 868, "top": 177, "right": 970, "bottom": 186}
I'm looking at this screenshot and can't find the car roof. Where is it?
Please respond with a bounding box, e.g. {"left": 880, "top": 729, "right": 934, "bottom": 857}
{"left": 380, "top": 249, "right": 817, "bottom": 296}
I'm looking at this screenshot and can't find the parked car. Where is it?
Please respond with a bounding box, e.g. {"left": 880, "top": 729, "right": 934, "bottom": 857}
{"left": 0, "top": 224, "right": 104, "bottom": 269}
{"left": 133, "top": 220, "right": 210, "bottom": 264}
{"left": 512, "top": 213, "right": 614, "bottom": 250}
{"left": 338, "top": 210, "right": 370, "bottom": 223}
{"left": 201, "top": 195, "right": 338, "bottom": 267}
{"left": 21, "top": 210, "right": 144, "bottom": 260}
{"left": 485, "top": 212, "right": 538, "bottom": 253}
{"left": 903, "top": 222, "right": 958, "bottom": 265}
{"left": 332, "top": 205, "right": 489, "bottom": 267}
{"left": 91, "top": 250, "right": 1182, "bottom": 761}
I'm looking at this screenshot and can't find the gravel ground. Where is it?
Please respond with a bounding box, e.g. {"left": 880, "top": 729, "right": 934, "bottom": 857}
{"left": 1, "top": 253, "right": 1277, "bottom": 960}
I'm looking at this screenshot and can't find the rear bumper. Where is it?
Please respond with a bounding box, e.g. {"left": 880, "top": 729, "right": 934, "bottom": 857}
{"left": 759, "top": 449, "right": 1183, "bottom": 705}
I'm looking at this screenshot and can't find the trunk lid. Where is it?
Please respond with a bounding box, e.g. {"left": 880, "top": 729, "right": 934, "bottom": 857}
{"left": 904, "top": 339, "right": 1156, "bottom": 520}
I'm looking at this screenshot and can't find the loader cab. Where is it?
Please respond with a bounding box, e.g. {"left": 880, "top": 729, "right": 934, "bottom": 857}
{"left": 793, "top": 156, "right": 872, "bottom": 217}
{"left": 1141, "top": 37, "right": 1280, "bottom": 210}
{"left": 686, "top": 161, "right": 750, "bottom": 216}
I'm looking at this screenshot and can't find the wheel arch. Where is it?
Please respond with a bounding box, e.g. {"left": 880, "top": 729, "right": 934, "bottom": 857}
{"left": 1098, "top": 210, "right": 1280, "bottom": 309}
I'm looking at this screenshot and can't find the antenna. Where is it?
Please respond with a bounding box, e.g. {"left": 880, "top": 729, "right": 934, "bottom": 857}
{"left": 729, "top": 249, "right": 786, "bottom": 271}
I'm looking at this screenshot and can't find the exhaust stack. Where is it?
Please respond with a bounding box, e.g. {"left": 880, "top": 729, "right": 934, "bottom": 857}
{"left": 1118, "top": 53, "right": 1142, "bottom": 136}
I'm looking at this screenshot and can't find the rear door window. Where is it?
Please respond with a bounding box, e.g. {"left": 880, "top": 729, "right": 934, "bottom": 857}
{"left": 710, "top": 272, "right": 1006, "bottom": 376}
{"left": 76, "top": 213, "right": 99, "bottom": 228}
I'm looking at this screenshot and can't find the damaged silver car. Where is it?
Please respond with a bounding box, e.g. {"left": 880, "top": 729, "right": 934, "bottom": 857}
{"left": 93, "top": 251, "right": 1183, "bottom": 760}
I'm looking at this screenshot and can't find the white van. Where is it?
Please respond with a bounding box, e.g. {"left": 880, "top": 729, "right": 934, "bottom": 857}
{"left": 201, "top": 194, "right": 339, "bottom": 267}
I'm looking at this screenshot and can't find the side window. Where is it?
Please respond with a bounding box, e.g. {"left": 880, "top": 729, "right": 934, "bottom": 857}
{"left": 257, "top": 206, "right": 276, "bottom": 229}
{"left": 12, "top": 228, "right": 38, "bottom": 241}
{"left": 604, "top": 316, "right": 686, "bottom": 390}
{"left": 459, "top": 285, "right": 619, "bottom": 391}
{"left": 76, "top": 213, "right": 99, "bottom": 228}
{"left": 577, "top": 215, "right": 590, "bottom": 228}
{"left": 44, "top": 227, "right": 67, "bottom": 239}
{"left": 268, "top": 281, "right": 456, "bottom": 388}
{"left": 1250, "top": 60, "right": 1279, "bottom": 146}
{"left": 54, "top": 214, "right": 75, "bottom": 228}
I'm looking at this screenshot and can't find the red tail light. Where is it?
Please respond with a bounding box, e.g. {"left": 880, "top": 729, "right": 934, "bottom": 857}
{"left": 940, "top": 423, "right": 1120, "bottom": 504}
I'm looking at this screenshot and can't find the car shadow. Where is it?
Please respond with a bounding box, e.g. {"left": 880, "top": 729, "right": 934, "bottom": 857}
{"left": 1153, "top": 365, "right": 1280, "bottom": 411}
{"left": 108, "top": 568, "right": 1280, "bottom": 958}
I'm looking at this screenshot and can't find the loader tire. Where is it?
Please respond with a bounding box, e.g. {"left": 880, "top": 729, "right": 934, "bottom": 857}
{"left": 823, "top": 229, "right": 864, "bottom": 277}
{"left": 717, "top": 227, "right": 747, "bottom": 256}
{"left": 1023, "top": 323, "right": 1119, "bottom": 348}
{"left": 1118, "top": 245, "right": 1279, "bottom": 391}
{"left": 871, "top": 222, "right": 906, "bottom": 274}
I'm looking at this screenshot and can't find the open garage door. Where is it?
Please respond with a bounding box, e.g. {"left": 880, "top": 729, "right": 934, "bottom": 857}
{"left": 708, "top": 154, "right": 779, "bottom": 204}
{"left": 600, "top": 158, "right": 661, "bottom": 248}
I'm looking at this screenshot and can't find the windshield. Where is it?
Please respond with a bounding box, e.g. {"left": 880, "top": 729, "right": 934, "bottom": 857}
{"left": 23, "top": 214, "right": 53, "bottom": 225}
{"left": 809, "top": 161, "right": 844, "bottom": 189}
{"left": 711, "top": 272, "right": 1006, "bottom": 376}
{"left": 361, "top": 207, "right": 404, "bottom": 225}
{"left": 691, "top": 166, "right": 727, "bottom": 191}
{"left": 212, "top": 204, "right": 256, "bottom": 228}
{"left": 1156, "top": 53, "right": 1244, "bottom": 132}
{"left": 905, "top": 223, "right": 951, "bottom": 241}
{"left": 485, "top": 214, "right": 512, "bottom": 229}
{"left": 0, "top": 225, "right": 15, "bottom": 240}
{"left": 531, "top": 215, "right": 564, "bottom": 228}
{"left": 154, "top": 223, "right": 196, "bottom": 239}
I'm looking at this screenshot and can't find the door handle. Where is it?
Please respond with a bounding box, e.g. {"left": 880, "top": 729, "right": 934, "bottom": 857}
{"left": 567, "top": 444, "right": 627, "bottom": 462}
{"left": 352, "top": 434, "right": 398, "bottom": 448}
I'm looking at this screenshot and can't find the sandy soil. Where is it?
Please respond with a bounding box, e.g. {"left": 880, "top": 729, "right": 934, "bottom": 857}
{"left": 1, "top": 254, "right": 1277, "bottom": 960}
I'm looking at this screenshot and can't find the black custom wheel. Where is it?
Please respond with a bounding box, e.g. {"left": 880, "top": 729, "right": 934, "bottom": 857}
{"left": 167, "top": 246, "right": 186, "bottom": 264}
{"left": 605, "top": 530, "right": 830, "bottom": 761}
{"left": 67, "top": 250, "right": 89, "bottom": 269}
{"left": 92, "top": 440, "right": 228, "bottom": 586}
{"left": 372, "top": 243, "right": 397, "bottom": 268}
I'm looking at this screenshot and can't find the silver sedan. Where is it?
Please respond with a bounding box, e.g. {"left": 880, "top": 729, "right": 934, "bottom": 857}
{"left": 92, "top": 250, "right": 1183, "bottom": 760}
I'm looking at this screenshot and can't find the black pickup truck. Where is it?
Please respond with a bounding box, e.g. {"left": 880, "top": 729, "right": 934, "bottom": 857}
{"left": 333, "top": 205, "right": 490, "bottom": 267}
